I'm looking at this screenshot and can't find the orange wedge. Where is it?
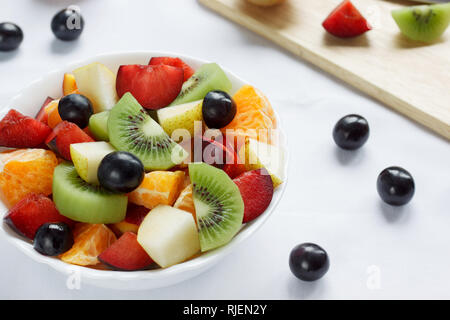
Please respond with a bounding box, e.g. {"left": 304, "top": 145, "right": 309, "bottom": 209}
{"left": 0, "top": 149, "right": 58, "bottom": 208}
{"left": 173, "top": 184, "right": 196, "bottom": 220}
{"left": 222, "top": 85, "right": 276, "bottom": 144}
{"left": 128, "top": 171, "right": 185, "bottom": 209}
{"left": 60, "top": 224, "right": 116, "bottom": 266}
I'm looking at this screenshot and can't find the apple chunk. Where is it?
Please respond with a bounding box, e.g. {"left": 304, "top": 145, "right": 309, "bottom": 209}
{"left": 70, "top": 141, "right": 115, "bottom": 184}
{"left": 137, "top": 205, "right": 200, "bottom": 268}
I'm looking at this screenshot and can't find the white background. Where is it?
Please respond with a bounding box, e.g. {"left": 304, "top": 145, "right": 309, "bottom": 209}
{"left": 0, "top": 0, "right": 449, "bottom": 299}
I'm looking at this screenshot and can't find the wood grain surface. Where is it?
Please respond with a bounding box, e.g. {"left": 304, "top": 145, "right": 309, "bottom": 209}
{"left": 199, "top": 0, "right": 450, "bottom": 139}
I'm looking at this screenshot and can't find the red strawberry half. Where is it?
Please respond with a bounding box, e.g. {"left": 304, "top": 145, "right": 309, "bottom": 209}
{"left": 0, "top": 109, "right": 52, "bottom": 148}
{"left": 4, "top": 193, "right": 74, "bottom": 239}
{"left": 35, "top": 96, "right": 54, "bottom": 124}
{"left": 149, "top": 57, "right": 195, "bottom": 82}
{"left": 233, "top": 168, "right": 274, "bottom": 223}
{"left": 98, "top": 232, "right": 154, "bottom": 271}
{"left": 45, "top": 121, "right": 94, "bottom": 160}
{"left": 322, "top": 0, "right": 371, "bottom": 38}
{"left": 116, "top": 64, "right": 184, "bottom": 110}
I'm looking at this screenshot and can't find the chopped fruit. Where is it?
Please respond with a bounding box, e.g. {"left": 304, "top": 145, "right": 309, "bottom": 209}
{"left": 171, "top": 63, "right": 232, "bottom": 106}
{"left": 189, "top": 162, "right": 244, "bottom": 252}
{"left": 322, "top": 0, "right": 371, "bottom": 38}
{"left": 88, "top": 111, "right": 109, "bottom": 141}
{"left": 137, "top": 205, "right": 200, "bottom": 268}
{"left": 392, "top": 3, "right": 450, "bottom": 43}
{"left": 156, "top": 100, "right": 203, "bottom": 137}
{"left": 173, "top": 184, "right": 196, "bottom": 220}
{"left": 233, "top": 169, "right": 273, "bottom": 223}
{"left": 35, "top": 96, "right": 54, "bottom": 124}
{"left": 110, "top": 204, "right": 149, "bottom": 235}
{"left": 58, "top": 94, "right": 93, "bottom": 129}
{"left": 73, "top": 62, "right": 119, "bottom": 113}
{"left": 99, "top": 232, "right": 154, "bottom": 271}
{"left": 239, "top": 138, "right": 284, "bottom": 188}
{"left": 222, "top": 85, "right": 277, "bottom": 144}
{"left": 45, "top": 121, "right": 94, "bottom": 160}
{"left": 52, "top": 162, "right": 128, "bottom": 223}
{"left": 0, "top": 149, "right": 58, "bottom": 208}
{"left": 107, "top": 93, "right": 188, "bottom": 170}
{"left": 46, "top": 101, "right": 63, "bottom": 129}
{"left": 70, "top": 141, "right": 115, "bottom": 184}
{"left": 60, "top": 223, "right": 116, "bottom": 266}
{"left": 4, "top": 193, "right": 73, "bottom": 239}
{"left": 0, "top": 109, "right": 52, "bottom": 148}
{"left": 202, "top": 137, "right": 246, "bottom": 179}
{"left": 129, "top": 170, "right": 185, "bottom": 209}
{"left": 63, "top": 73, "right": 77, "bottom": 96}
{"left": 149, "top": 56, "right": 195, "bottom": 82}
{"left": 116, "top": 64, "right": 184, "bottom": 110}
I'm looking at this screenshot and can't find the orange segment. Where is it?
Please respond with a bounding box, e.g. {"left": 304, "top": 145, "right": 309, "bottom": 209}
{"left": 173, "top": 184, "right": 196, "bottom": 220}
{"left": 0, "top": 149, "right": 58, "bottom": 208}
{"left": 60, "top": 224, "right": 116, "bottom": 266}
{"left": 222, "top": 85, "right": 277, "bottom": 144}
{"left": 128, "top": 171, "right": 185, "bottom": 209}
{"left": 47, "top": 103, "right": 63, "bottom": 129}
{"left": 63, "top": 73, "right": 78, "bottom": 96}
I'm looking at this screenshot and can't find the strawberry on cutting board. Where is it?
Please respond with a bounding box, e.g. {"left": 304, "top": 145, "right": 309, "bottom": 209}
{"left": 322, "top": 0, "right": 371, "bottom": 38}
{"left": 4, "top": 193, "right": 73, "bottom": 239}
{"left": 149, "top": 57, "right": 195, "bottom": 82}
{"left": 0, "top": 109, "right": 52, "bottom": 148}
{"left": 116, "top": 64, "right": 184, "bottom": 110}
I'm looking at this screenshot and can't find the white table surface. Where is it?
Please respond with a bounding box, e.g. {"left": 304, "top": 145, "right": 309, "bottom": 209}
{"left": 1, "top": 0, "right": 449, "bottom": 300}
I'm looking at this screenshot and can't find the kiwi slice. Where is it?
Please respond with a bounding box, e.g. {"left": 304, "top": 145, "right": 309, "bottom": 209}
{"left": 170, "top": 63, "right": 232, "bottom": 106}
{"left": 392, "top": 3, "right": 450, "bottom": 42}
{"left": 108, "top": 92, "right": 188, "bottom": 170}
{"left": 188, "top": 162, "right": 244, "bottom": 252}
{"left": 52, "top": 162, "right": 128, "bottom": 223}
{"left": 88, "top": 110, "right": 110, "bottom": 141}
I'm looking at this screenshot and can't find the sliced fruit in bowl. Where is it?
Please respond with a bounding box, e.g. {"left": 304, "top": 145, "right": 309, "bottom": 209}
{"left": 0, "top": 52, "right": 287, "bottom": 290}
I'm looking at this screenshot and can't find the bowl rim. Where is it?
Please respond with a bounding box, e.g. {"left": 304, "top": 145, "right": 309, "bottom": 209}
{"left": 0, "top": 51, "right": 289, "bottom": 283}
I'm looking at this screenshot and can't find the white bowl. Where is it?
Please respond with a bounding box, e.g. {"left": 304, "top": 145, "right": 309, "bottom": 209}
{"left": 0, "top": 51, "right": 288, "bottom": 290}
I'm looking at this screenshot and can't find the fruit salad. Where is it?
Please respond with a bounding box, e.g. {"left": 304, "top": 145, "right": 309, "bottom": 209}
{"left": 0, "top": 56, "right": 284, "bottom": 271}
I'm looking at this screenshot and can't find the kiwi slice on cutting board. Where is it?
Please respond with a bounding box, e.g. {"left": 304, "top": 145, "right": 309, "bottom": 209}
{"left": 108, "top": 92, "right": 188, "bottom": 170}
{"left": 52, "top": 162, "right": 128, "bottom": 223}
{"left": 392, "top": 3, "right": 450, "bottom": 42}
{"left": 188, "top": 162, "right": 244, "bottom": 252}
{"left": 170, "top": 63, "right": 232, "bottom": 106}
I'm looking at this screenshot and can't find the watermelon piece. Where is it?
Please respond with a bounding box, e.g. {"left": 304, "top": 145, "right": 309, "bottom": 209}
{"left": 149, "top": 57, "right": 195, "bottom": 82}
{"left": 0, "top": 109, "right": 52, "bottom": 148}
{"left": 116, "top": 64, "right": 184, "bottom": 110}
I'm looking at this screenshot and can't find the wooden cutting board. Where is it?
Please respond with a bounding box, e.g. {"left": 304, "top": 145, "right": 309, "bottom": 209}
{"left": 199, "top": 0, "right": 450, "bottom": 140}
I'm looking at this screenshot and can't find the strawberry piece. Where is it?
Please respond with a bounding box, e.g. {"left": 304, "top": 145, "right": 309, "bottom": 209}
{"left": 98, "top": 232, "right": 154, "bottom": 271}
{"left": 4, "top": 193, "right": 74, "bottom": 239}
{"left": 116, "top": 64, "right": 184, "bottom": 110}
{"left": 149, "top": 57, "right": 195, "bottom": 82}
{"left": 35, "top": 96, "right": 54, "bottom": 124}
{"left": 45, "top": 121, "right": 94, "bottom": 160}
{"left": 124, "top": 203, "right": 149, "bottom": 225}
{"left": 233, "top": 168, "right": 274, "bottom": 223}
{"left": 0, "top": 109, "right": 52, "bottom": 148}
{"left": 202, "top": 137, "right": 246, "bottom": 179}
{"left": 322, "top": 0, "right": 371, "bottom": 38}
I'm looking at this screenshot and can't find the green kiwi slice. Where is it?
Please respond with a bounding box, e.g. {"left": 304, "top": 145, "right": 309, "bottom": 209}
{"left": 392, "top": 3, "right": 450, "bottom": 42}
{"left": 189, "top": 162, "right": 244, "bottom": 252}
{"left": 170, "top": 63, "right": 232, "bottom": 106}
{"left": 52, "top": 162, "right": 128, "bottom": 223}
{"left": 108, "top": 92, "right": 188, "bottom": 170}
